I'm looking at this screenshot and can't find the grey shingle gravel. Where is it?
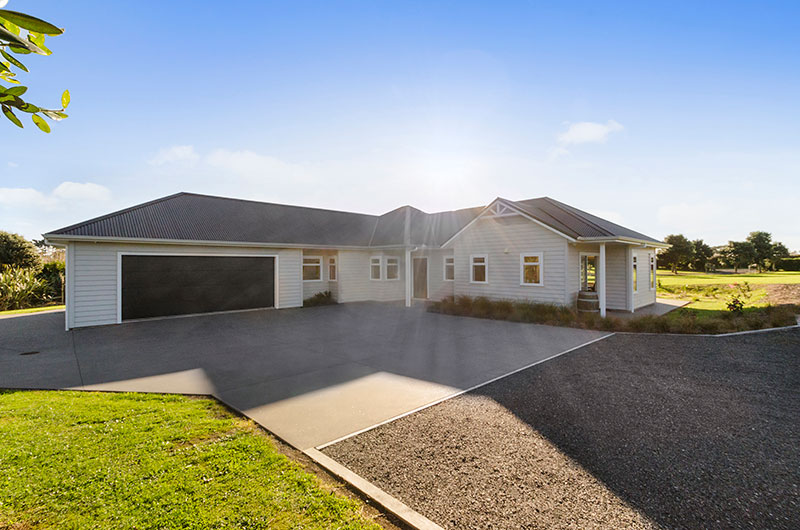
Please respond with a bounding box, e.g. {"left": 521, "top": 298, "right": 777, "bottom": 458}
{"left": 324, "top": 329, "right": 800, "bottom": 530}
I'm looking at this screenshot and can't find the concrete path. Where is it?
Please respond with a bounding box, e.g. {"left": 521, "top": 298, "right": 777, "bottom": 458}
{"left": 0, "top": 303, "right": 608, "bottom": 449}
{"left": 608, "top": 297, "right": 689, "bottom": 319}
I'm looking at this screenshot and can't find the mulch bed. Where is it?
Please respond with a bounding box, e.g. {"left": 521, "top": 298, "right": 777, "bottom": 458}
{"left": 323, "top": 329, "right": 800, "bottom": 529}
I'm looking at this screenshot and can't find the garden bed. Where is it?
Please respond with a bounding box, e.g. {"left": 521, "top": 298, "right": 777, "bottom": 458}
{"left": 428, "top": 296, "right": 799, "bottom": 334}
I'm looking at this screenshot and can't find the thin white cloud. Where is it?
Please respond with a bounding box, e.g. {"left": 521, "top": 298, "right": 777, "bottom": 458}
{"left": 52, "top": 182, "right": 112, "bottom": 201}
{"left": 0, "top": 182, "right": 111, "bottom": 208}
{"left": 7, "top": 161, "right": 19, "bottom": 168}
{"left": 558, "top": 120, "right": 624, "bottom": 145}
{"left": 0, "top": 187, "right": 48, "bottom": 206}
{"left": 149, "top": 145, "right": 199, "bottom": 166}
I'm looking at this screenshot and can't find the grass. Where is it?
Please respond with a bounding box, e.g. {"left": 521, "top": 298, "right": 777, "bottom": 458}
{"left": 0, "top": 391, "right": 382, "bottom": 530}
{"left": 0, "top": 304, "right": 65, "bottom": 316}
{"left": 428, "top": 295, "right": 800, "bottom": 334}
{"left": 656, "top": 270, "right": 800, "bottom": 286}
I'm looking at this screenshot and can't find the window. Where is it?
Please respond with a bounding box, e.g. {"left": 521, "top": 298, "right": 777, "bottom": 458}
{"left": 443, "top": 256, "right": 454, "bottom": 281}
{"left": 370, "top": 257, "right": 382, "bottom": 280}
{"left": 470, "top": 255, "right": 487, "bottom": 283}
{"left": 328, "top": 257, "right": 337, "bottom": 282}
{"left": 303, "top": 256, "right": 322, "bottom": 281}
{"left": 632, "top": 255, "right": 638, "bottom": 293}
{"left": 649, "top": 253, "right": 655, "bottom": 290}
{"left": 386, "top": 257, "right": 399, "bottom": 280}
{"left": 520, "top": 253, "right": 543, "bottom": 286}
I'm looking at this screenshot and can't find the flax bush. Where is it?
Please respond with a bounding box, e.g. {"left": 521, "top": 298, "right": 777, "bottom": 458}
{"left": 0, "top": 266, "right": 47, "bottom": 311}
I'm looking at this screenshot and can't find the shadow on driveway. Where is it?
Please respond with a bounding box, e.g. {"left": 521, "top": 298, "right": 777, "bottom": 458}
{"left": 0, "top": 302, "right": 607, "bottom": 449}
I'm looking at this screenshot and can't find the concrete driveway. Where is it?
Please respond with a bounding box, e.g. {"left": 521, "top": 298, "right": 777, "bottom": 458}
{"left": 0, "top": 303, "right": 608, "bottom": 449}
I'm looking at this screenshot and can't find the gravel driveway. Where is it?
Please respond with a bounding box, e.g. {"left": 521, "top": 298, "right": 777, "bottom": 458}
{"left": 323, "top": 329, "right": 800, "bottom": 529}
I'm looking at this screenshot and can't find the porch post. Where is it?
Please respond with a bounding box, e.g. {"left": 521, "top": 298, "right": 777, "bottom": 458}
{"left": 598, "top": 243, "right": 606, "bottom": 317}
{"left": 405, "top": 248, "right": 412, "bottom": 307}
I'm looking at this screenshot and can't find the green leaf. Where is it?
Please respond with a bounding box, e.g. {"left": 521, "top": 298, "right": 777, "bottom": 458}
{"left": 42, "top": 109, "right": 66, "bottom": 121}
{"left": 1, "top": 18, "right": 20, "bottom": 35}
{"left": 31, "top": 113, "right": 50, "bottom": 133}
{"left": 2, "top": 104, "right": 22, "bottom": 128}
{"left": 5, "top": 85, "right": 26, "bottom": 96}
{"left": 27, "top": 32, "right": 51, "bottom": 55}
{"left": 1, "top": 49, "right": 27, "bottom": 72}
{"left": 0, "top": 24, "right": 30, "bottom": 49}
{"left": 8, "top": 45, "right": 32, "bottom": 55}
{"left": 19, "top": 102, "right": 39, "bottom": 113}
{"left": 0, "top": 10, "right": 64, "bottom": 36}
{"left": 61, "top": 89, "right": 70, "bottom": 109}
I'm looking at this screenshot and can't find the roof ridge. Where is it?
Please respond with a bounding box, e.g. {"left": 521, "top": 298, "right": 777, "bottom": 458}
{"left": 539, "top": 196, "right": 612, "bottom": 237}
{"left": 45, "top": 192, "right": 186, "bottom": 236}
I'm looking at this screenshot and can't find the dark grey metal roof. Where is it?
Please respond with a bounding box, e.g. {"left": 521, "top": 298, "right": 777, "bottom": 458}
{"left": 509, "top": 197, "right": 662, "bottom": 243}
{"left": 45, "top": 192, "right": 663, "bottom": 247}
{"left": 47, "top": 193, "right": 378, "bottom": 246}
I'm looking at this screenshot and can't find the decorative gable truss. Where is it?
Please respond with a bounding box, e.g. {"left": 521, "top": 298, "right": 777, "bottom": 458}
{"left": 483, "top": 200, "right": 518, "bottom": 218}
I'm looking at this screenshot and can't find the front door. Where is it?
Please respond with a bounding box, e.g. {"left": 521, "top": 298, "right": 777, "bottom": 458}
{"left": 413, "top": 257, "right": 428, "bottom": 299}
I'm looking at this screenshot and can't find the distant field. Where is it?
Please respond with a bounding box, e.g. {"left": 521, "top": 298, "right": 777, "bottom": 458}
{"left": 657, "top": 270, "right": 800, "bottom": 286}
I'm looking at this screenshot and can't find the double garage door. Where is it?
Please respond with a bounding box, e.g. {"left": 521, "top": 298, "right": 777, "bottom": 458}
{"left": 121, "top": 255, "right": 275, "bottom": 321}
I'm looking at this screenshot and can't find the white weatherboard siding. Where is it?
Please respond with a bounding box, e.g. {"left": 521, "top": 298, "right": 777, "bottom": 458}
{"left": 337, "top": 250, "right": 405, "bottom": 303}
{"left": 633, "top": 247, "right": 657, "bottom": 309}
{"left": 604, "top": 245, "right": 628, "bottom": 310}
{"left": 452, "top": 216, "right": 568, "bottom": 305}
{"left": 69, "top": 242, "right": 302, "bottom": 329}
{"left": 336, "top": 250, "right": 373, "bottom": 303}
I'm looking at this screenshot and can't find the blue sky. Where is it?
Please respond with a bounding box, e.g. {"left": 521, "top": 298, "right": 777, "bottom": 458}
{"left": 2, "top": 1, "right": 799, "bottom": 250}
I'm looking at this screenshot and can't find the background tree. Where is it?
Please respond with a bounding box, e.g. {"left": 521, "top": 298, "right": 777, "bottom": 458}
{"left": 0, "top": 2, "right": 69, "bottom": 132}
{"left": 722, "top": 240, "right": 756, "bottom": 273}
{"left": 690, "top": 239, "right": 713, "bottom": 271}
{"left": 770, "top": 241, "right": 790, "bottom": 270}
{"left": 0, "top": 230, "right": 42, "bottom": 270}
{"left": 746, "top": 231, "right": 773, "bottom": 273}
{"left": 659, "top": 234, "right": 693, "bottom": 273}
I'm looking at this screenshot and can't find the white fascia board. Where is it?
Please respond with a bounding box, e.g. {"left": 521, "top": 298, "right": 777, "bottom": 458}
{"left": 576, "top": 236, "right": 670, "bottom": 249}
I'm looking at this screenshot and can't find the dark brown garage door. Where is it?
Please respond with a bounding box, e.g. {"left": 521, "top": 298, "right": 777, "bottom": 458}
{"left": 121, "top": 255, "right": 275, "bottom": 321}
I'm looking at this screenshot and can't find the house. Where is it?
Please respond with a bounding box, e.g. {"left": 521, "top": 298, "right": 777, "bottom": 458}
{"left": 43, "top": 192, "right": 667, "bottom": 330}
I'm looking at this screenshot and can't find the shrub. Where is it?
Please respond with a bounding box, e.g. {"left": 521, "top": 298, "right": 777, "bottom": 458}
{"left": 426, "top": 295, "right": 800, "bottom": 335}
{"left": 37, "top": 261, "right": 65, "bottom": 303}
{"left": 472, "top": 297, "right": 493, "bottom": 318}
{"left": 0, "top": 231, "right": 42, "bottom": 271}
{"left": 0, "top": 266, "right": 47, "bottom": 311}
{"left": 779, "top": 257, "right": 800, "bottom": 271}
{"left": 303, "top": 290, "right": 336, "bottom": 307}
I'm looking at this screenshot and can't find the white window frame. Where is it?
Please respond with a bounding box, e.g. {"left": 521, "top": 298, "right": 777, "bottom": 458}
{"left": 632, "top": 255, "right": 638, "bottom": 293}
{"left": 328, "top": 256, "right": 337, "bottom": 282}
{"left": 302, "top": 255, "right": 323, "bottom": 282}
{"left": 649, "top": 253, "right": 655, "bottom": 290}
{"left": 520, "top": 252, "right": 544, "bottom": 286}
{"left": 370, "top": 256, "right": 382, "bottom": 281}
{"left": 470, "top": 254, "right": 488, "bottom": 284}
{"left": 386, "top": 257, "right": 400, "bottom": 280}
{"left": 443, "top": 256, "right": 455, "bottom": 281}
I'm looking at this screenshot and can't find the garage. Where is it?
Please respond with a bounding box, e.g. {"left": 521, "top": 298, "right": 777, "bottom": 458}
{"left": 121, "top": 255, "right": 275, "bottom": 321}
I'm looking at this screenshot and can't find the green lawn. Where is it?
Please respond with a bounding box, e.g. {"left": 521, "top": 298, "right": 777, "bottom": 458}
{"left": 0, "top": 391, "right": 382, "bottom": 530}
{"left": 0, "top": 304, "right": 65, "bottom": 316}
{"left": 656, "top": 270, "right": 800, "bottom": 286}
